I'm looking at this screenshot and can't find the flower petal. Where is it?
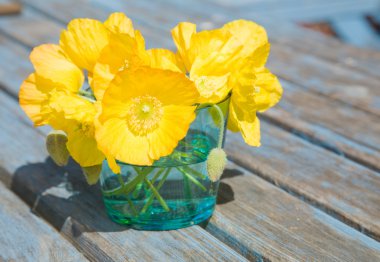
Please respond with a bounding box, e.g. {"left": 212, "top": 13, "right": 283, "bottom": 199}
{"left": 66, "top": 126, "right": 105, "bottom": 167}
{"left": 19, "top": 74, "right": 51, "bottom": 126}
{"left": 95, "top": 118, "right": 152, "bottom": 165}
{"left": 104, "top": 12, "right": 134, "bottom": 36}
{"left": 147, "top": 105, "right": 196, "bottom": 160}
{"left": 228, "top": 103, "right": 261, "bottom": 146}
{"left": 30, "top": 44, "right": 84, "bottom": 92}
{"left": 222, "top": 19, "right": 268, "bottom": 58}
{"left": 147, "top": 48, "right": 185, "bottom": 73}
{"left": 92, "top": 33, "right": 148, "bottom": 100}
{"left": 192, "top": 74, "right": 231, "bottom": 104}
{"left": 49, "top": 91, "right": 97, "bottom": 122}
{"left": 171, "top": 22, "right": 196, "bottom": 71}
{"left": 60, "top": 18, "right": 109, "bottom": 71}
{"left": 254, "top": 68, "right": 283, "bottom": 112}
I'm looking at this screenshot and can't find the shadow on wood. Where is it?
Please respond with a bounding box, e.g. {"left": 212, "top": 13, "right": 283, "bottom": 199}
{"left": 10, "top": 157, "right": 128, "bottom": 234}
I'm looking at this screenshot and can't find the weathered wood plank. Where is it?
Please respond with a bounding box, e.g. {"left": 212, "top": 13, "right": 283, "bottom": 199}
{"left": 225, "top": 121, "right": 380, "bottom": 241}
{"left": 1, "top": 90, "right": 380, "bottom": 261}
{"left": 267, "top": 44, "right": 380, "bottom": 116}
{"left": 0, "top": 182, "right": 88, "bottom": 262}
{"left": 210, "top": 162, "right": 380, "bottom": 261}
{"left": 0, "top": 91, "right": 247, "bottom": 261}
{"left": 265, "top": 80, "right": 380, "bottom": 171}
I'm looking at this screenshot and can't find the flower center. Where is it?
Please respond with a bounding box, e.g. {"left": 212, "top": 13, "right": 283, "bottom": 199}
{"left": 126, "top": 95, "right": 163, "bottom": 135}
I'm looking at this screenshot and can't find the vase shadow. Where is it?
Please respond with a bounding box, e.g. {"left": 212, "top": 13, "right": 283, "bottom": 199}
{"left": 11, "top": 160, "right": 241, "bottom": 233}
{"left": 11, "top": 157, "right": 129, "bottom": 234}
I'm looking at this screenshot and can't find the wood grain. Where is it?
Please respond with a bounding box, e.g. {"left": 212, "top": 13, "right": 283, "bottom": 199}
{"left": 210, "top": 162, "right": 380, "bottom": 261}
{"left": 264, "top": 80, "right": 380, "bottom": 171}
{"left": 0, "top": 182, "right": 88, "bottom": 261}
{"left": 0, "top": 90, "right": 247, "bottom": 261}
{"left": 226, "top": 121, "right": 380, "bottom": 241}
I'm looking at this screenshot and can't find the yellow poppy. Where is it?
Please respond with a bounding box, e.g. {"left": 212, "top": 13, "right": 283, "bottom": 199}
{"left": 19, "top": 12, "right": 136, "bottom": 168}
{"left": 48, "top": 92, "right": 104, "bottom": 167}
{"left": 172, "top": 20, "right": 282, "bottom": 146}
{"left": 171, "top": 22, "right": 244, "bottom": 104}
{"left": 95, "top": 67, "right": 199, "bottom": 166}
{"left": 92, "top": 37, "right": 183, "bottom": 101}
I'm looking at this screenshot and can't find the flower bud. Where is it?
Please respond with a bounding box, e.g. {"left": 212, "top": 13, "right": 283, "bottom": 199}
{"left": 206, "top": 148, "right": 227, "bottom": 182}
{"left": 46, "top": 130, "right": 70, "bottom": 166}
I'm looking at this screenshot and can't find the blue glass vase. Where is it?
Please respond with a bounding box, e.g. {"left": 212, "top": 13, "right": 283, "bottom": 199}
{"left": 100, "top": 96, "right": 229, "bottom": 230}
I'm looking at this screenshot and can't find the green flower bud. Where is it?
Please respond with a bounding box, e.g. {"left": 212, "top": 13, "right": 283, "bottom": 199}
{"left": 82, "top": 164, "right": 102, "bottom": 185}
{"left": 46, "top": 130, "right": 70, "bottom": 166}
{"left": 206, "top": 148, "right": 227, "bottom": 182}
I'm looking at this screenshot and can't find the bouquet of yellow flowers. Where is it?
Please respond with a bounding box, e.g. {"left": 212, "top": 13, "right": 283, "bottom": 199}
{"left": 19, "top": 13, "right": 282, "bottom": 230}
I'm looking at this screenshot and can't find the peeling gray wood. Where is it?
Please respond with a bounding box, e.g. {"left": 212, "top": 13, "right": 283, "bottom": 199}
{"left": 0, "top": 182, "right": 88, "bottom": 262}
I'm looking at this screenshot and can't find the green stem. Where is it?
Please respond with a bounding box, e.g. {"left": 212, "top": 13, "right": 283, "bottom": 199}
{"left": 102, "top": 167, "right": 153, "bottom": 197}
{"left": 183, "top": 172, "right": 192, "bottom": 200}
{"left": 211, "top": 104, "right": 226, "bottom": 148}
{"left": 115, "top": 174, "right": 137, "bottom": 215}
{"left": 141, "top": 168, "right": 172, "bottom": 213}
{"left": 179, "top": 166, "right": 206, "bottom": 180}
{"left": 177, "top": 167, "right": 207, "bottom": 192}
{"left": 144, "top": 178, "right": 169, "bottom": 211}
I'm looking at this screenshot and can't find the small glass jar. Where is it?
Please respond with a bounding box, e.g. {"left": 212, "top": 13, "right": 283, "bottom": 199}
{"left": 100, "top": 96, "right": 230, "bottom": 230}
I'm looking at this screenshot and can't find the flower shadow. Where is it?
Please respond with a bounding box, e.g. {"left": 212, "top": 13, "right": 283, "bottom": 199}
{"left": 11, "top": 157, "right": 128, "bottom": 234}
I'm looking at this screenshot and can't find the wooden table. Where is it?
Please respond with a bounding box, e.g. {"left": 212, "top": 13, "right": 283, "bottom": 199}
{"left": 0, "top": 0, "right": 379, "bottom": 261}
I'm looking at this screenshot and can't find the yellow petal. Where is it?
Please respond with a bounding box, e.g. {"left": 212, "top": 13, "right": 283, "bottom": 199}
{"left": 66, "top": 125, "right": 104, "bottom": 167}
{"left": 229, "top": 103, "right": 261, "bottom": 146}
{"left": 106, "top": 155, "right": 121, "bottom": 174}
{"left": 82, "top": 164, "right": 102, "bottom": 185}
{"left": 147, "top": 105, "right": 196, "bottom": 160}
{"left": 92, "top": 33, "right": 148, "bottom": 100}
{"left": 192, "top": 74, "right": 231, "bottom": 104}
{"left": 30, "top": 44, "right": 84, "bottom": 92}
{"left": 223, "top": 19, "right": 268, "bottom": 58}
{"left": 49, "top": 91, "right": 97, "bottom": 123}
{"left": 95, "top": 118, "right": 152, "bottom": 165}
{"left": 147, "top": 48, "right": 184, "bottom": 73}
{"left": 254, "top": 68, "right": 283, "bottom": 112}
{"left": 60, "top": 18, "right": 109, "bottom": 71}
{"left": 101, "top": 68, "right": 198, "bottom": 123}
{"left": 19, "top": 74, "right": 51, "bottom": 126}
{"left": 171, "top": 22, "right": 196, "bottom": 71}
{"left": 104, "top": 12, "right": 134, "bottom": 36}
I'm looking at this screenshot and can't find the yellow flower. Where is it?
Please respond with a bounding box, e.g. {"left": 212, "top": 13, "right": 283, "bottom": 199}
{"left": 92, "top": 38, "right": 184, "bottom": 101}
{"left": 223, "top": 20, "right": 283, "bottom": 146}
{"left": 172, "top": 20, "right": 282, "bottom": 146}
{"left": 19, "top": 12, "right": 136, "bottom": 167}
{"left": 48, "top": 92, "right": 105, "bottom": 167}
{"left": 171, "top": 22, "right": 242, "bottom": 104}
{"left": 95, "top": 67, "right": 199, "bottom": 166}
